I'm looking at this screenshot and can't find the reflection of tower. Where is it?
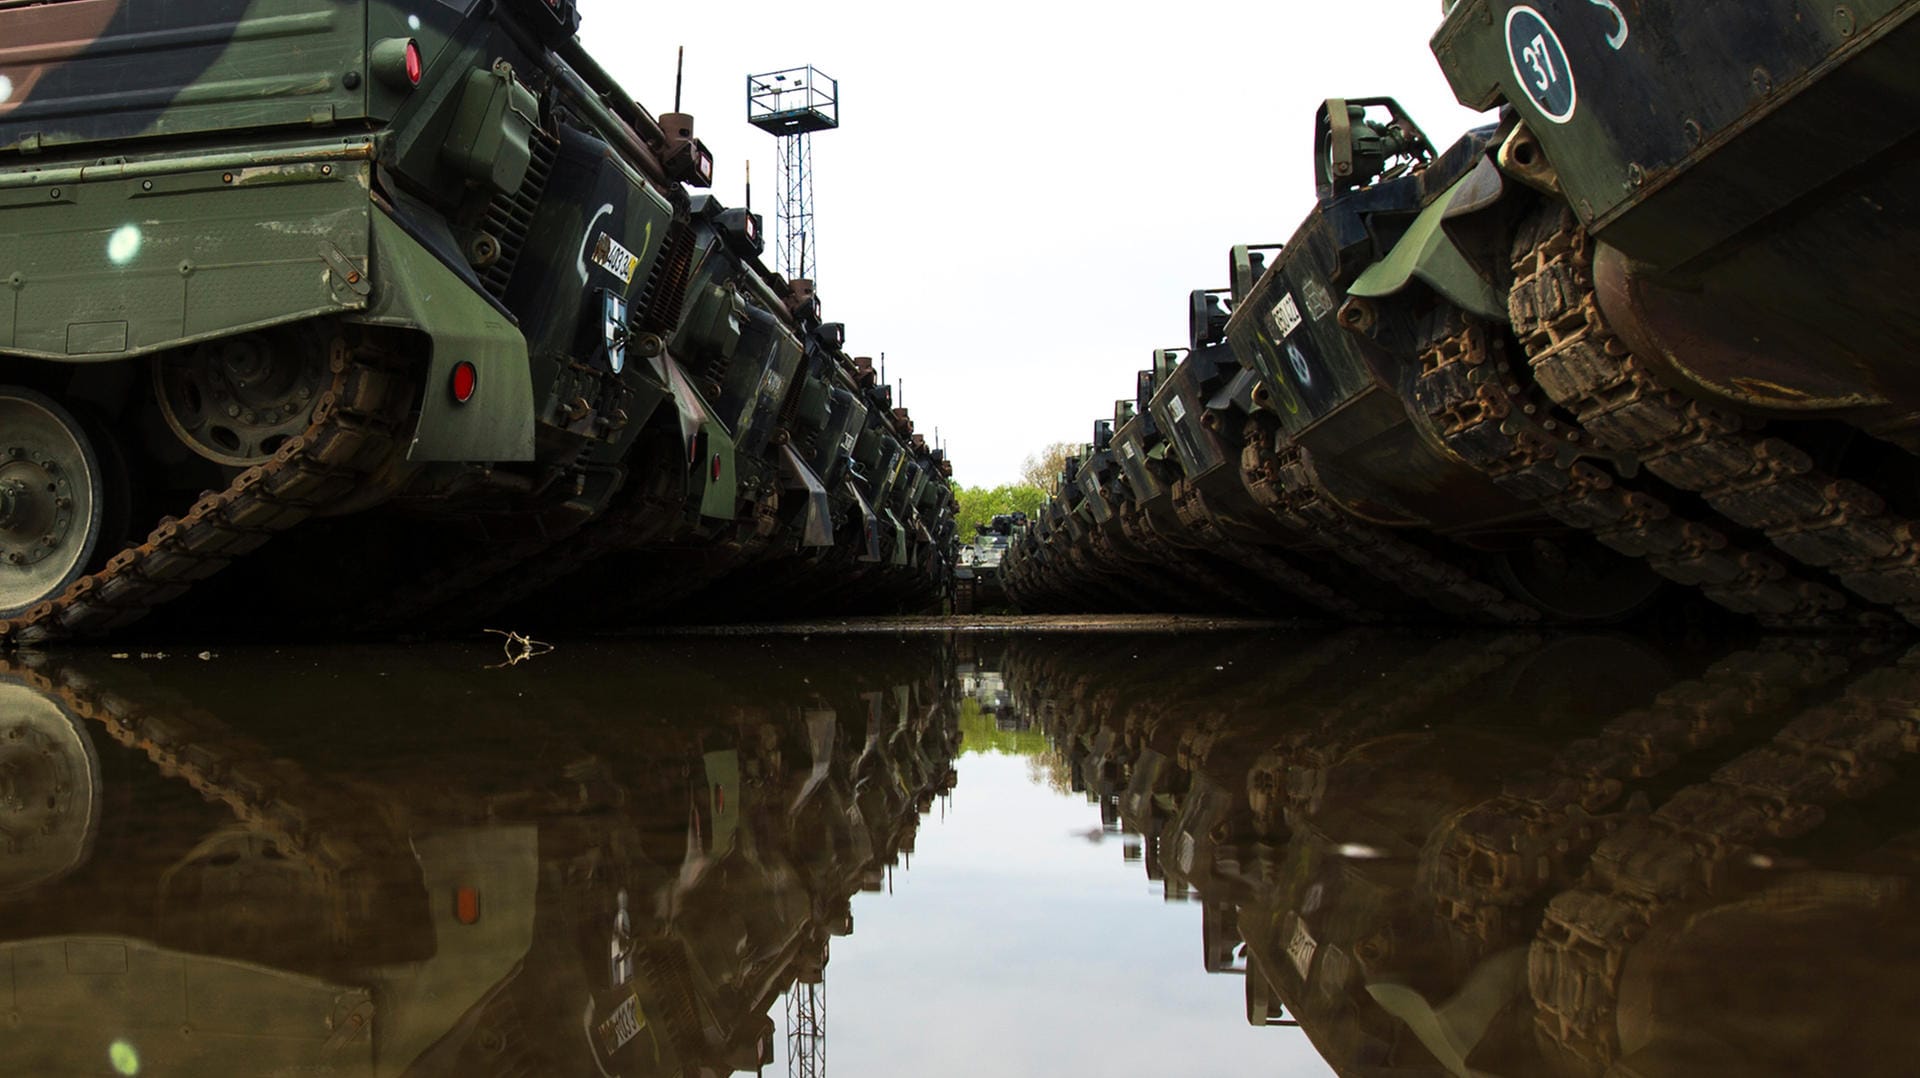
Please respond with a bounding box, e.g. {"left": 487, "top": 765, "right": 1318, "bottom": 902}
{"left": 747, "top": 66, "right": 839, "bottom": 283}
{"left": 785, "top": 978, "right": 825, "bottom": 1078}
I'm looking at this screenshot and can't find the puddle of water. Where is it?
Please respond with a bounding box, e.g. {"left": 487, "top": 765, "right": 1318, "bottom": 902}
{"left": 2, "top": 629, "right": 1916, "bottom": 1076}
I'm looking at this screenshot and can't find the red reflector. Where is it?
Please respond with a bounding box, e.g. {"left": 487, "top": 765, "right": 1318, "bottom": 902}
{"left": 404, "top": 40, "right": 423, "bottom": 86}
{"left": 710, "top": 453, "right": 722, "bottom": 481}
{"left": 688, "top": 435, "right": 699, "bottom": 464}
{"left": 454, "top": 887, "right": 481, "bottom": 925}
{"left": 451, "top": 361, "right": 477, "bottom": 403}
{"left": 714, "top": 785, "right": 725, "bottom": 813}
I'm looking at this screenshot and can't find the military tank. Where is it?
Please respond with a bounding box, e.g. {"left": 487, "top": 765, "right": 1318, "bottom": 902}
{"left": 1006, "top": 0, "right": 1920, "bottom": 629}
{"left": 0, "top": 0, "right": 956, "bottom": 643}
{"left": 1332, "top": 0, "right": 1920, "bottom": 628}
{"left": 954, "top": 511, "right": 1023, "bottom": 614}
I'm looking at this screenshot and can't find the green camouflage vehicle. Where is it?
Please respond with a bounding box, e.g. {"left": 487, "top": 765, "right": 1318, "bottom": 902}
{"left": 0, "top": 0, "right": 718, "bottom": 640}
{"left": 0, "top": 0, "right": 956, "bottom": 642}
{"left": 1397, "top": 0, "right": 1920, "bottom": 626}
{"left": 954, "top": 510, "right": 1020, "bottom": 614}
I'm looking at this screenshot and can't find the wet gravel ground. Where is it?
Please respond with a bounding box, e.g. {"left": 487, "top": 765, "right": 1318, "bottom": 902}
{"left": 645, "top": 613, "right": 1296, "bottom": 635}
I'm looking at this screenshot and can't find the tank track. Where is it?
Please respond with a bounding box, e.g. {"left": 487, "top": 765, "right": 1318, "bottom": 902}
{"left": 1116, "top": 504, "right": 1257, "bottom": 613}
{"left": 0, "top": 332, "right": 411, "bottom": 645}
{"left": 1239, "top": 422, "right": 1541, "bottom": 623}
{"left": 364, "top": 511, "right": 600, "bottom": 633}
{"left": 1168, "top": 478, "right": 1381, "bottom": 621}
{"left": 1084, "top": 524, "right": 1215, "bottom": 613}
{"left": 1528, "top": 644, "right": 1920, "bottom": 1068}
{"left": 1415, "top": 312, "right": 1852, "bottom": 626}
{"left": 1421, "top": 642, "right": 1856, "bottom": 949}
{"left": 1511, "top": 206, "right": 1920, "bottom": 626}
{"left": 375, "top": 439, "right": 697, "bottom": 633}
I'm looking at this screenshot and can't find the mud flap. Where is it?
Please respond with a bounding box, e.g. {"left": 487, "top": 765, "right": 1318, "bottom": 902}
{"left": 790, "top": 708, "right": 838, "bottom": 814}
{"left": 1348, "top": 164, "right": 1507, "bottom": 320}
{"left": 779, "top": 444, "right": 835, "bottom": 547}
{"left": 847, "top": 481, "right": 882, "bottom": 562}
{"left": 655, "top": 354, "right": 736, "bottom": 522}
{"left": 701, "top": 750, "right": 740, "bottom": 857}
{"left": 657, "top": 353, "right": 710, "bottom": 458}
{"left": 696, "top": 424, "right": 737, "bottom": 522}
{"left": 1208, "top": 368, "right": 1263, "bottom": 414}
{"left": 883, "top": 509, "right": 909, "bottom": 566}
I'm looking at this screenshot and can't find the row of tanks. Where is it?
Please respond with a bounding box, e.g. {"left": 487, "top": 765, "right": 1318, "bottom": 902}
{"left": 0, "top": 0, "right": 956, "bottom": 644}
{"left": 1001, "top": 630, "right": 1920, "bottom": 1076}
{"left": 0, "top": 636, "right": 958, "bottom": 1074}
{"left": 1006, "top": 0, "right": 1920, "bottom": 628}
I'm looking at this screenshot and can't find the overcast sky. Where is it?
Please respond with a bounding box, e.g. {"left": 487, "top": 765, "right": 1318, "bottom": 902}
{"left": 576, "top": 0, "right": 1490, "bottom": 487}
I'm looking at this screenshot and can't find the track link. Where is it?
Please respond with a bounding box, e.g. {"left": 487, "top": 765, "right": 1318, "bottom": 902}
{"left": 1511, "top": 206, "right": 1920, "bottom": 626}
{"left": 1168, "top": 478, "right": 1380, "bottom": 621}
{"left": 1416, "top": 310, "right": 1851, "bottom": 626}
{"left": 1, "top": 332, "right": 411, "bottom": 645}
{"left": 1239, "top": 422, "right": 1541, "bottom": 624}
{"left": 1116, "top": 503, "right": 1262, "bottom": 615}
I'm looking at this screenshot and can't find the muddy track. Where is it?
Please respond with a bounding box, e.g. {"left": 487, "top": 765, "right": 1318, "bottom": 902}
{"left": 1415, "top": 309, "right": 1854, "bottom": 626}
{"left": 1239, "top": 421, "right": 1542, "bottom": 624}
{"left": 1, "top": 332, "right": 412, "bottom": 645}
{"left": 1512, "top": 205, "right": 1920, "bottom": 627}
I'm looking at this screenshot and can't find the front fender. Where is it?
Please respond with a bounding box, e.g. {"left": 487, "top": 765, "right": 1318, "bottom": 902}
{"left": 1347, "top": 162, "right": 1507, "bottom": 321}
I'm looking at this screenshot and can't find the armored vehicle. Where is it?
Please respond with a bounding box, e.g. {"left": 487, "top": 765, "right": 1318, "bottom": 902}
{"left": 1394, "top": 0, "right": 1920, "bottom": 626}
{"left": 1005, "top": 1, "right": 1920, "bottom": 629}
{"left": 954, "top": 511, "right": 1021, "bottom": 614}
{"left": 0, "top": 0, "right": 700, "bottom": 639}
{"left": 0, "top": 0, "right": 956, "bottom": 643}
{"left": 1003, "top": 629, "right": 1920, "bottom": 1076}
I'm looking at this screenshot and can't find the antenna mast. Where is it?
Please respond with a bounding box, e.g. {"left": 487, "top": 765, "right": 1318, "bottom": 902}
{"left": 748, "top": 66, "right": 839, "bottom": 283}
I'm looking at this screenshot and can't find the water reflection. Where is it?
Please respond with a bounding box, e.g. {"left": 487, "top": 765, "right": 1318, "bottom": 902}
{"left": 1004, "top": 631, "right": 1920, "bottom": 1078}
{"left": 4, "top": 630, "right": 1919, "bottom": 1076}
{"left": 0, "top": 640, "right": 956, "bottom": 1076}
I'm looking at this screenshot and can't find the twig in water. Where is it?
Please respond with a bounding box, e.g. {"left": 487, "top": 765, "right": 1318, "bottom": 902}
{"left": 485, "top": 629, "right": 554, "bottom": 668}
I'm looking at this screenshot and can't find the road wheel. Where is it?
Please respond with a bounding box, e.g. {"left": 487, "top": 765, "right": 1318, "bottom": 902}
{"left": 0, "top": 387, "right": 106, "bottom": 618}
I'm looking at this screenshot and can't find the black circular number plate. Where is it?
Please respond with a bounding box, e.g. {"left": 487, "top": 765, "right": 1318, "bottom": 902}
{"left": 1506, "top": 5, "right": 1578, "bottom": 124}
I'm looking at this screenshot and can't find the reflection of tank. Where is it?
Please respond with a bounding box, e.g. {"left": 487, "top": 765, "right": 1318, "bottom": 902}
{"left": 1005, "top": 629, "right": 1920, "bottom": 1076}
{"left": 0, "top": 638, "right": 959, "bottom": 1075}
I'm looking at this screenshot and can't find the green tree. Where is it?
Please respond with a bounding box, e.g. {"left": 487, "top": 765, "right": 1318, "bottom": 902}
{"left": 953, "top": 482, "right": 1046, "bottom": 537}
{"left": 1021, "top": 441, "right": 1080, "bottom": 493}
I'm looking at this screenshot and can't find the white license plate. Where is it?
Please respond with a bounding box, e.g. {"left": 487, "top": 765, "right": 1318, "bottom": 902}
{"left": 1286, "top": 916, "right": 1318, "bottom": 979}
{"left": 596, "top": 992, "right": 643, "bottom": 1056}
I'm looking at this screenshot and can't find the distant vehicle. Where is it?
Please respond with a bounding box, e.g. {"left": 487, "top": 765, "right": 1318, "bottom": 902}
{"left": 954, "top": 512, "right": 1023, "bottom": 613}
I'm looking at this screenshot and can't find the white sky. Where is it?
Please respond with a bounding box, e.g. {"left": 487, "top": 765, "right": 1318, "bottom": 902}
{"left": 767, "top": 751, "right": 1336, "bottom": 1076}
{"left": 576, "top": 0, "right": 1491, "bottom": 487}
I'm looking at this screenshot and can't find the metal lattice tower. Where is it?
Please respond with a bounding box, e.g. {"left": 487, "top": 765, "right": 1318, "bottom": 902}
{"left": 748, "top": 66, "right": 839, "bottom": 283}
{"left": 785, "top": 979, "right": 825, "bottom": 1078}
